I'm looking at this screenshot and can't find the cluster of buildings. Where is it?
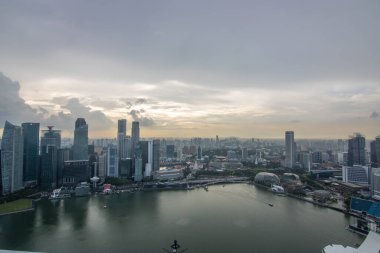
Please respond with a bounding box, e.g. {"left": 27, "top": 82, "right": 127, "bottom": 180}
{"left": 0, "top": 118, "right": 161, "bottom": 196}
{"left": 284, "top": 131, "right": 380, "bottom": 201}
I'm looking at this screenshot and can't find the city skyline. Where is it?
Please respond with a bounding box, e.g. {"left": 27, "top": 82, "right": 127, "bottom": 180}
{"left": 0, "top": 0, "right": 380, "bottom": 138}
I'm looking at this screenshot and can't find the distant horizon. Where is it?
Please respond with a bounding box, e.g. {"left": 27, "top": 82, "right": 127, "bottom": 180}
{"left": 0, "top": 119, "right": 379, "bottom": 141}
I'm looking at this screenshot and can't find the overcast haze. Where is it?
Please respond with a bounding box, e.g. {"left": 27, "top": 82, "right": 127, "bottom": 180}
{"left": 0, "top": 0, "right": 379, "bottom": 138}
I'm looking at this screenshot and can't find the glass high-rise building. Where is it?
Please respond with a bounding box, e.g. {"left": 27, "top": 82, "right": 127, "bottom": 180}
{"left": 117, "top": 119, "right": 127, "bottom": 159}
{"left": 285, "top": 131, "right": 295, "bottom": 168}
{"left": 118, "top": 119, "right": 126, "bottom": 135}
{"left": 73, "top": 118, "right": 88, "bottom": 160}
{"left": 21, "top": 122, "right": 40, "bottom": 184}
{"left": 166, "top": 145, "right": 175, "bottom": 159}
{"left": 1, "top": 121, "right": 24, "bottom": 195}
{"left": 40, "top": 126, "right": 61, "bottom": 189}
{"left": 348, "top": 133, "right": 366, "bottom": 166}
{"left": 153, "top": 139, "right": 160, "bottom": 172}
{"left": 107, "top": 145, "right": 118, "bottom": 177}
{"left": 131, "top": 121, "right": 140, "bottom": 158}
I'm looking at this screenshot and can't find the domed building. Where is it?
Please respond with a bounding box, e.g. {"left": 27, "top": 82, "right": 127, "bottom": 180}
{"left": 254, "top": 172, "right": 280, "bottom": 186}
{"left": 283, "top": 173, "right": 300, "bottom": 181}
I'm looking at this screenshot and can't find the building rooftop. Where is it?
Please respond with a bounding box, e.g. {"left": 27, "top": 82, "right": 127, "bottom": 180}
{"left": 323, "top": 231, "right": 380, "bottom": 253}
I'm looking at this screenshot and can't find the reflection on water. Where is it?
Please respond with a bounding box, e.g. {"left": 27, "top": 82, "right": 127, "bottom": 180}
{"left": 0, "top": 184, "right": 363, "bottom": 253}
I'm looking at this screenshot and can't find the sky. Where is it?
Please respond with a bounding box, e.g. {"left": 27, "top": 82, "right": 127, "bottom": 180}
{"left": 0, "top": 0, "right": 379, "bottom": 139}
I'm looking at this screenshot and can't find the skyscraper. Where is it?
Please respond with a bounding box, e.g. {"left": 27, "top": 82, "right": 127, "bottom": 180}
{"left": 166, "top": 145, "right": 175, "bottom": 159}
{"left": 40, "top": 126, "right": 61, "bottom": 150}
{"left": 285, "top": 131, "right": 295, "bottom": 168}
{"left": 40, "top": 126, "right": 61, "bottom": 189}
{"left": 1, "top": 121, "right": 24, "bottom": 195}
{"left": 21, "top": 122, "right": 40, "bottom": 184}
{"left": 107, "top": 145, "right": 118, "bottom": 177}
{"left": 153, "top": 139, "right": 160, "bottom": 172}
{"left": 144, "top": 140, "right": 153, "bottom": 177}
{"left": 370, "top": 136, "right": 380, "bottom": 168}
{"left": 197, "top": 146, "right": 202, "bottom": 160}
{"left": 348, "top": 133, "right": 366, "bottom": 166}
{"left": 118, "top": 119, "right": 127, "bottom": 135}
{"left": 117, "top": 119, "right": 127, "bottom": 159}
{"left": 131, "top": 121, "right": 140, "bottom": 157}
{"left": 134, "top": 141, "right": 143, "bottom": 181}
{"left": 73, "top": 118, "right": 88, "bottom": 160}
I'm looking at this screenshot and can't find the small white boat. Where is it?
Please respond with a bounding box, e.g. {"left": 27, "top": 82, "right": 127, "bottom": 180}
{"left": 49, "top": 188, "right": 65, "bottom": 200}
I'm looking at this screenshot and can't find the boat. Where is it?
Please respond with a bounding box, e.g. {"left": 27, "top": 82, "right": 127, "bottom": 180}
{"left": 49, "top": 188, "right": 70, "bottom": 200}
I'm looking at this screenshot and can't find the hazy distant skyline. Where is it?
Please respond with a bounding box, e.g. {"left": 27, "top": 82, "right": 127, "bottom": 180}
{"left": 0, "top": 0, "right": 379, "bottom": 138}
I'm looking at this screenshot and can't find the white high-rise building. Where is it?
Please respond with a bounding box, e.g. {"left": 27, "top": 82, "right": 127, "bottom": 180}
{"left": 285, "top": 131, "right": 295, "bottom": 168}
{"left": 144, "top": 140, "right": 154, "bottom": 177}
{"left": 371, "top": 167, "right": 380, "bottom": 200}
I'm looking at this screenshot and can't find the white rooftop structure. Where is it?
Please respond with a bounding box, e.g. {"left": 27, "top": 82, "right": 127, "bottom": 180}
{"left": 323, "top": 231, "right": 380, "bottom": 253}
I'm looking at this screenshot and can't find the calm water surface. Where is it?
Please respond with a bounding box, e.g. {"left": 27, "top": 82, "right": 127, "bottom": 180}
{"left": 0, "top": 184, "right": 363, "bottom": 253}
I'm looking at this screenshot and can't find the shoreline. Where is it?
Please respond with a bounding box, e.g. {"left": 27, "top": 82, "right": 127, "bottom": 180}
{"left": 0, "top": 207, "right": 35, "bottom": 216}
{"left": 248, "top": 181, "right": 365, "bottom": 219}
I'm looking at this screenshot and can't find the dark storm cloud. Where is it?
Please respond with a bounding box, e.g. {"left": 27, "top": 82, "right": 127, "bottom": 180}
{"left": 128, "top": 109, "right": 155, "bottom": 127}
{"left": 0, "top": 72, "right": 40, "bottom": 125}
{"left": 0, "top": 72, "right": 114, "bottom": 131}
{"left": 370, "top": 111, "right": 379, "bottom": 119}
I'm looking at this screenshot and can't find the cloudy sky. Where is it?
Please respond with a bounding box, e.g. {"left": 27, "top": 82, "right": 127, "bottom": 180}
{"left": 0, "top": 0, "right": 379, "bottom": 139}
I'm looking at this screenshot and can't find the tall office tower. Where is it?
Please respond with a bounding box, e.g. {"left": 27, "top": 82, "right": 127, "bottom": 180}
{"left": 136, "top": 141, "right": 150, "bottom": 176}
{"left": 98, "top": 152, "right": 107, "bottom": 179}
{"left": 107, "top": 145, "right": 118, "bottom": 177}
{"left": 370, "top": 137, "right": 380, "bottom": 168}
{"left": 40, "top": 126, "right": 61, "bottom": 189}
{"left": 166, "top": 145, "right": 175, "bottom": 159}
{"left": 299, "top": 151, "right": 311, "bottom": 171}
{"left": 134, "top": 142, "right": 143, "bottom": 181}
{"left": 153, "top": 139, "right": 160, "bottom": 172}
{"left": 134, "top": 157, "right": 143, "bottom": 182}
{"left": 117, "top": 119, "right": 127, "bottom": 159}
{"left": 21, "top": 123, "right": 40, "bottom": 184}
{"left": 57, "top": 148, "right": 70, "bottom": 186}
{"left": 197, "top": 146, "right": 202, "bottom": 160}
{"left": 131, "top": 121, "right": 140, "bottom": 157}
{"left": 241, "top": 147, "right": 248, "bottom": 161}
{"left": 118, "top": 119, "right": 127, "bottom": 135}
{"left": 216, "top": 135, "right": 220, "bottom": 148}
{"left": 125, "top": 136, "right": 132, "bottom": 158}
{"left": 285, "top": 131, "right": 295, "bottom": 168}
{"left": 73, "top": 118, "right": 88, "bottom": 160}
{"left": 348, "top": 133, "right": 366, "bottom": 166}
{"left": 1, "top": 121, "right": 24, "bottom": 195}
